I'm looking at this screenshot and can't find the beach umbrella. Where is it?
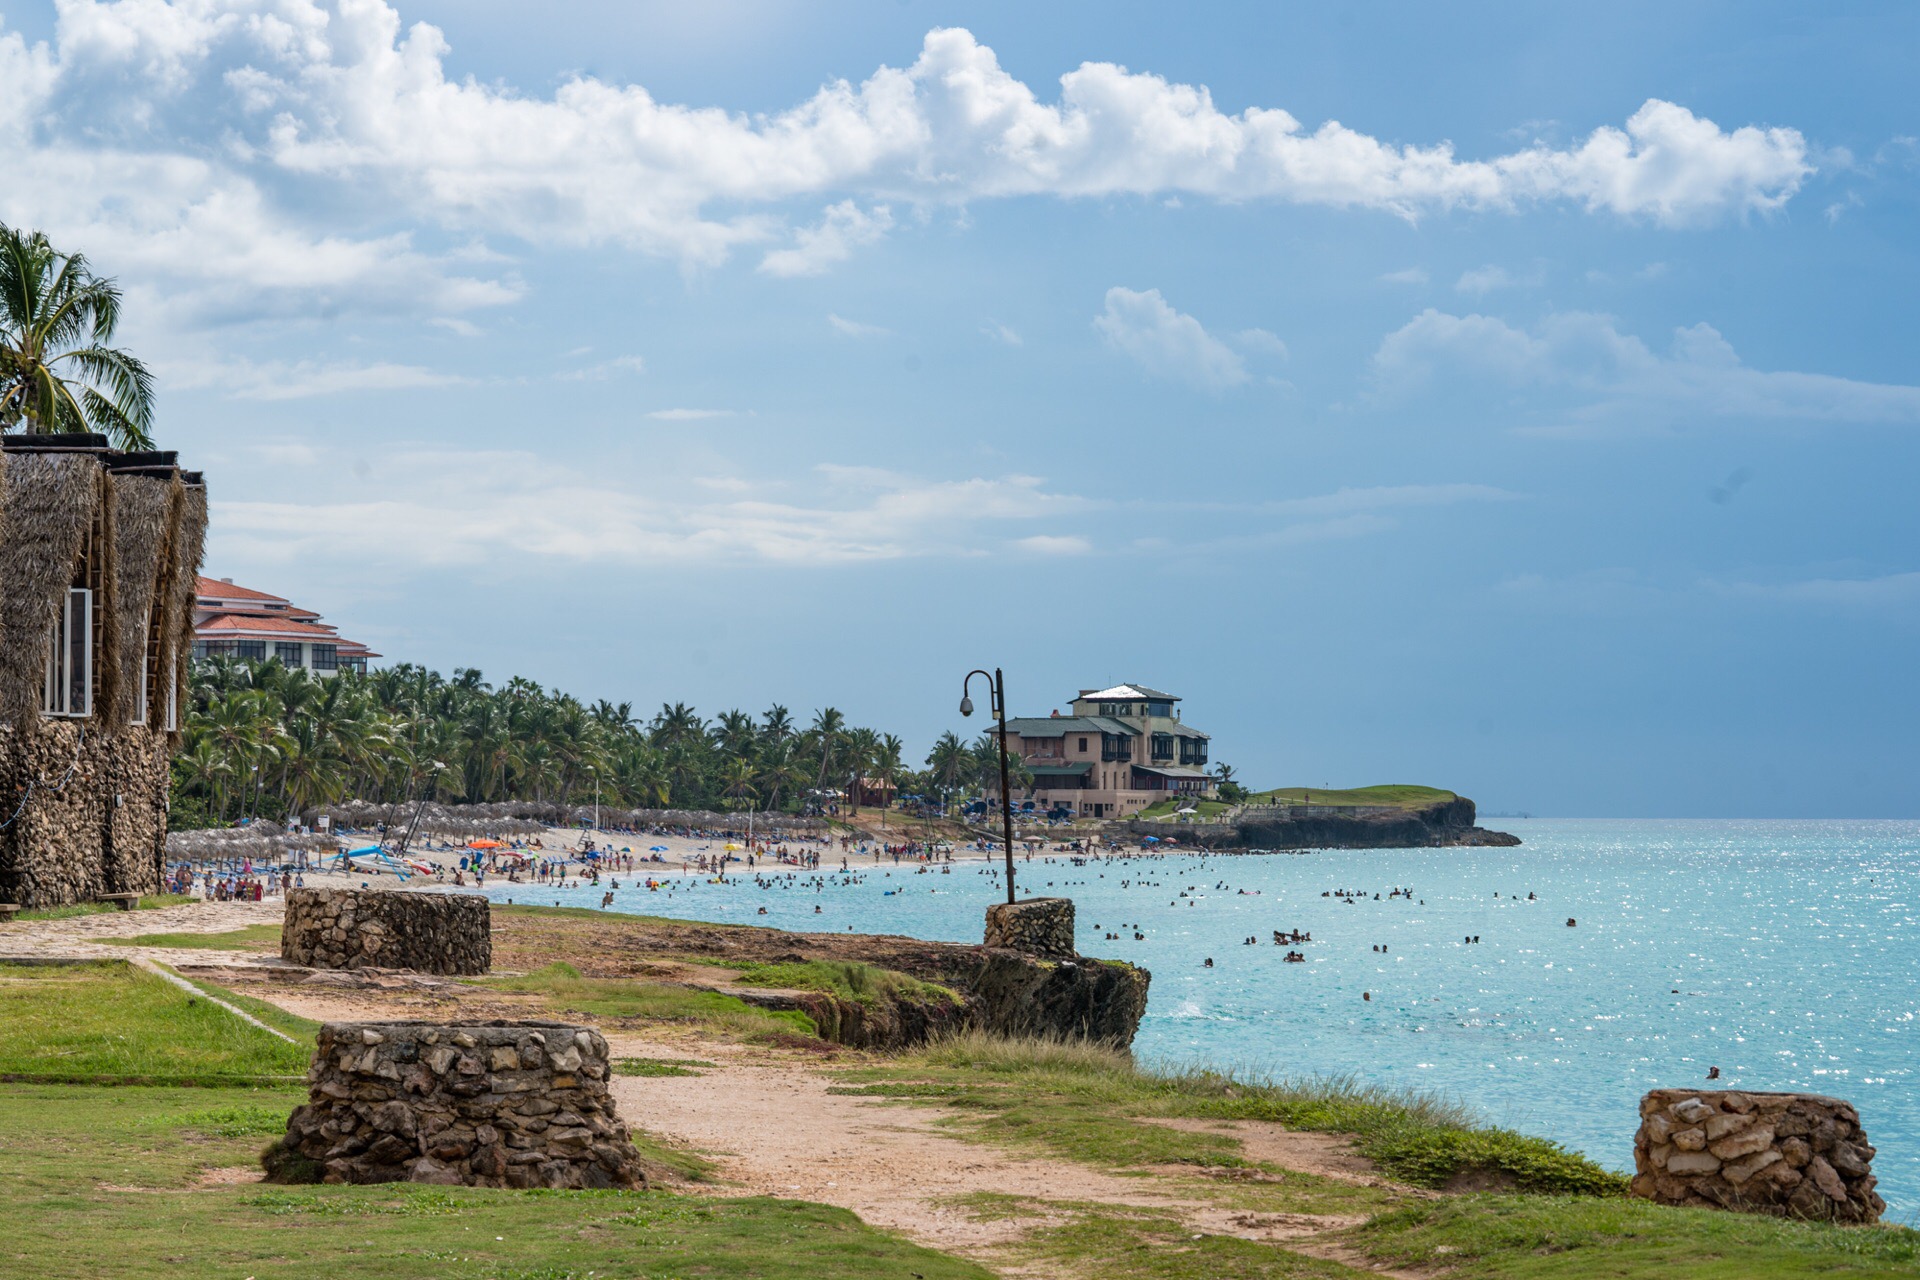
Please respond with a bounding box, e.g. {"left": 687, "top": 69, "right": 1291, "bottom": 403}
{"left": 468, "top": 839, "right": 504, "bottom": 849}
{"left": 650, "top": 845, "right": 669, "bottom": 852}
{"left": 1142, "top": 836, "right": 1160, "bottom": 843}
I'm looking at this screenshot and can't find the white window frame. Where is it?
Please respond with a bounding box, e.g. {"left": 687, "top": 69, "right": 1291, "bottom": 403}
{"left": 42, "top": 588, "right": 93, "bottom": 718}
{"left": 131, "top": 607, "right": 151, "bottom": 726}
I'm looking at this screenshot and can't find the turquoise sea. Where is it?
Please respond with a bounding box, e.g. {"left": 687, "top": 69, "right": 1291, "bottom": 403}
{"left": 483, "top": 818, "right": 1920, "bottom": 1214}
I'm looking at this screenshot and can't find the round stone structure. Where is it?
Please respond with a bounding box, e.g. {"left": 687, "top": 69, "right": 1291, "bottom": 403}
{"left": 283, "top": 886, "right": 490, "bottom": 975}
{"left": 262, "top": 1020, "right": 648, "bottom": 1189}
{"left": 984, "top": 897, "right": 1075, "bottom": 959}
{"left": 1631, "top": 1088, "right": 1882, "bottom": 1222}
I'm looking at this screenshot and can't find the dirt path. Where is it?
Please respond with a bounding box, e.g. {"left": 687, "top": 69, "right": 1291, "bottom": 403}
{"left": 0, "top": 899, "right": 284, "bottom": 969}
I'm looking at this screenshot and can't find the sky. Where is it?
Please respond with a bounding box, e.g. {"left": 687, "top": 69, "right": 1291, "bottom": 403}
{"left": 5, "top": 0, "right": 1918, "bottom": 816}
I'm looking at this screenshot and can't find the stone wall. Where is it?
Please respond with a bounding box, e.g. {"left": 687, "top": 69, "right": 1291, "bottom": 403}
{"left": 283, "top": 887, "right": 492, "bottom": 975}
{"left": 985, "top": 897, "right": 1075, "bottom": 959}
{"left": 1631, "top": 1089, "right": 1883, "bottom": 1222}
{"left": 262, "top": 1020, "right": 648, "bottom": 1189}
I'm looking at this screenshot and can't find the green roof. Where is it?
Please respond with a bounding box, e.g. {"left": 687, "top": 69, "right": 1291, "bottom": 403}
{"left": 1004, "top": 716, "right": 1136, "bottom": 738}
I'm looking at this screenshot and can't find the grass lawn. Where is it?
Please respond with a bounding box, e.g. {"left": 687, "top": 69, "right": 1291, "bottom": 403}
{"left": 1136, "top": 798, "right": 1234, "bottom": 821}
{"left": 0, "top": 961, "right": 309, "bottom": 1085}
{"left": 0, "top": 1084, "right": 994, "bottom": 1280}
{"left": 711, "top": 957, "right": 964, "bottom": 1008}
{"left": 1248, "top": 785, "right": 1457, "bottom": 809}
{"left": 15, "top": 892, "right": 198, "bottom": 921}
{"left": 101, "top": 922, "right": 284, "bottom": 951}
{"left": 477, "top": 961, "right": 824, "bottom": 1042}
{"left": 837, "top": 1033, "right": 1920, "bottom": 1279}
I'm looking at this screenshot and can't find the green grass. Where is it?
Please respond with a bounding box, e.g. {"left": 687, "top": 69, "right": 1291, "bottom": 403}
{"left": 0, "top": 1083, "right": 992, "bottom": 1280}
{"left": 1246, "top": 785, "right": 1456, "bottom": 809}
{"left": 720, "top": 958, "right": 964, "bottom": 1008}
{"left": 840, "top": 1031, "right": 1623, "bottom": 1196}
{"left": 167, "top": 969, "right": 324, "bottom": 1041}
{"left": 477, "top": 962, "right": 822, "bottom": 1042}
{"left": 0, "top": 961, "right": 309, "bottom": 1085}
{"left": 15, "top": 892, "right": 197, "bottom": 921}
{"left": 1346, "top": 1194, "right": 1920, "bottom": 1278}
{"left": 100, "top": 923, "right": 283, "bottom": 951}
{"left": 615, "top": 1057, "right": 718, "bottom": 1078}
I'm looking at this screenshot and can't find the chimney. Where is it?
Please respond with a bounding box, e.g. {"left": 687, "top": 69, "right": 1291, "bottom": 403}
{"left": 221, "top": 577, "right": 233, "bottom": 583}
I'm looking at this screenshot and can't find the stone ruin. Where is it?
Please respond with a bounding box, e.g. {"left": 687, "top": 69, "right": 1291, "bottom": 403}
{"left": 1631, "top": 1088, "right": 1883, "bottom": 1222}
{"left": 262, "top": 1020, "right": 649, "bottom": 1189}
{"left": 282, "top": 886, "right": 491, "bottom": 975}
{"left": 984, "top": 896, "right": 1075, "bottom": 959}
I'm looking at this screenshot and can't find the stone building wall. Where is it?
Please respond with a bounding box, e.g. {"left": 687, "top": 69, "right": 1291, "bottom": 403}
{"left": 985, "top": 897, "right": 1076, "bottom": 959}
{"left": 263, "top": 1020, "right": 648, "bottom": 1189}
{"left": 283, "top": 887, "right": 492, "bottom": 975}
{"left": 0, "top": 442, "right": 199, "bottom": 908}
{"left": 1631, "top": 1088, "right": 1883, "bottom": 1222}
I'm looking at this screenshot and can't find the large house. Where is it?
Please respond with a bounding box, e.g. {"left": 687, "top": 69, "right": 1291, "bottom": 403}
{"left": 192, "top": 577, "right": 377, "bottom": 675}
{"left": 996, "top": 684, "right": 1215, "bottom": 819}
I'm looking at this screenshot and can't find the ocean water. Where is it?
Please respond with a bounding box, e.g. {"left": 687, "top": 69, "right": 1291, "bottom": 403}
{"left": 482, "top": 818, "right": 1920, "bottom": 1213}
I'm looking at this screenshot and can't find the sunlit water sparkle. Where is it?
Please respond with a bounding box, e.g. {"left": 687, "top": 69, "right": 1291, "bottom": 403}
{"left": 482, "top": 818, "right": 1920, "bottom": 1212}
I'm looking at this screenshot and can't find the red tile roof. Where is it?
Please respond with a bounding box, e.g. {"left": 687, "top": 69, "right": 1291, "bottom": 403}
{"left": 195, "top": 575, "right": 289, "bottom": 604}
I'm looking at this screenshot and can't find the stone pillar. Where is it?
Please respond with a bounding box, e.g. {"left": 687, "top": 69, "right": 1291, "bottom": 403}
{"left": 263, "top": 1020, "right": 648, "bottom": 1189}
{"left": 282, "top": 887, "right": 491, "bottom": 975}
{"left": 1631, "top": 1089, "right": 1882, "bottom": 1222}
{"left": 985, "top": 897, "right": 1075, "bottom": 959}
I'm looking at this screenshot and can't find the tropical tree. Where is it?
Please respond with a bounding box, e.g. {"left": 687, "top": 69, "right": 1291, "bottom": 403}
{"left": 0, "top": 225, "right": 154, "bottom": 448}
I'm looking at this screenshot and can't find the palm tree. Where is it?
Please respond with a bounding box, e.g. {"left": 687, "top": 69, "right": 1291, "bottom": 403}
{"left": 925, "top": 731, "right": 968, "bottom": 811}
{"left": 0, "top": 225, "right": 154, "bottom": 448}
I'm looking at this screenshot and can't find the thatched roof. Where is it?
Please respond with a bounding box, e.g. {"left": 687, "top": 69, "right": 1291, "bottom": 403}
{"left": 106, "top": 473, "right": 176, "bottom": 724}
{"left": 166, "top": 823, "right": 338, "bottom": 862}
{"left": 0, "top": 451, "right": 103, "bottom": 726}
{"left": 303, "top": 799, "right": 828, "bottom": 836}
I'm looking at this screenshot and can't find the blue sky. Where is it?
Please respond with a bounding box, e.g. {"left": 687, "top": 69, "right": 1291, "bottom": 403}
{"left": 7, "top": 1, "right": 1918, "bottom": 815}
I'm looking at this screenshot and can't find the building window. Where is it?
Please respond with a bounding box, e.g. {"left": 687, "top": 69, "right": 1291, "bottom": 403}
{"left": 234, "top": 640, "right": 267, "bottom": 662}
{"left": 42, "top": 588, "right": 93, "bottom": 718}
{"left": 1078, "top": 737, "right": 1088, "bottom": 752}
{"left": 275, "top": 642, "right": 303, "bottom": 666}
{"left": 1146, "top": 700, "right": 1172, "bottom": 717}
{"left": 164, "top": 645, "right": 179, "bottom": 732}
{"left": 311, "top": 644, "right": 338, "bottom": 672}
{"left": 1151, "top": 733, "right": 1174, "bottom": 760}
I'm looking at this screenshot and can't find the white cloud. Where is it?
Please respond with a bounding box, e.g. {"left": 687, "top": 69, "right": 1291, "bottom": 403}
{"left": 1719, "top": 572, "right": 1920, "bottom": 607}
{"left": 646, "top": 408, "right": 737, "bottom": 421}
{"left": 1372, "top": 309, "right": 1920, "bottom": 430}
{"left": 827, "top": 313, "right": 890, "bottom": 338}
{"left": 1454, "top": 265, "right": 1538, "bottom": 295}
{"left": 1234, "top": 327, "right": 1289, "bottom": 360}
{"left": 0, "top": 8, "right": 1816, "bottom": 327}
{"left": 984, "top": 323, "right": 1023, "bottom": 346}
{"left": 1095, "top": 287, "right": 1247, "bottom": 390}
{"left": 1014, "top": 534, "right": 1091, "bottom": 555}
{"left": 557, "top": 355, "right": 647, "bottom": 381}
{"left": 210, "top": 450, "right": 1092, "bottom": 567}
{"left": 1380, "top": 267, "right": 1429, "bottom": 285}
{"left": 164, "top": 354, "right": 465, "bottom": 400}
{"left": 759, "top": 200, "right": 893, "bottom": 276}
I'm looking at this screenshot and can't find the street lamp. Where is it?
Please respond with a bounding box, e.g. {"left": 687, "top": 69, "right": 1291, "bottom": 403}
{"left": 960, "top": 667, "right": 1017, "bottom": 905}
{"left": 588, "top": 765, "right": 600, "bottom": 833}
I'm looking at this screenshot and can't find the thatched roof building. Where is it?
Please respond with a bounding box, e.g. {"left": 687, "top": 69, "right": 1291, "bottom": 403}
{"left": 0, "top": 434, "right": 205, "bottom": 907}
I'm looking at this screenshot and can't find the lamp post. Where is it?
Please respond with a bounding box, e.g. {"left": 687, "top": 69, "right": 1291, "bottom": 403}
{"left": 588, "top": 766, "right": 600, "bottom": 833}
{"left": 960, "top": 668, "right": 1017, "bottom": 905}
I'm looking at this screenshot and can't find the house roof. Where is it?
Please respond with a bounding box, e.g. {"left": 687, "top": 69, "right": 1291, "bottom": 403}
{"left": 1005, "top": 716, "right": 1137, "bottom": 738}
{"left": 195, "top": 575, "right": 289, "bottom": 605}
{"left": 1076, "top": 684, "right": 1178, "bottom": 703}
{"left": 1134, "top": 765, "right": 1213, "bottom": 780}
{"left": 197, "top": 612, "right": 380, "bottom": 657}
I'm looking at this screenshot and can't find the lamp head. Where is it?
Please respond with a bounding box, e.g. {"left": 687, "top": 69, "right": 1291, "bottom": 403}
{"left": 959, "top": 695, "right": 974, "bottom": 717}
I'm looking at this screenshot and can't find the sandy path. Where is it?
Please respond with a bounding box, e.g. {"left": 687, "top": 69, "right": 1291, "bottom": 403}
{"left": 0, "top": 899, "right": 284, "bottom": 968}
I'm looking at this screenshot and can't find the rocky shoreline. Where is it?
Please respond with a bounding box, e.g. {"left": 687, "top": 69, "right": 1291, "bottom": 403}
{"left": 1127, "top": 795, "right": 1520, "bottom": 851}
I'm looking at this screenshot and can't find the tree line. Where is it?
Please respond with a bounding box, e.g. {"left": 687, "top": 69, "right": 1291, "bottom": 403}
{"left": 171, "top": 658, "right": 1033, "bottom": 828}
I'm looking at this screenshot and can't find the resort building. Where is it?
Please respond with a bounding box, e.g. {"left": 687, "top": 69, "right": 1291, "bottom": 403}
{"left": 191, "top": 577, "right": 377, "bottom": 675}
{"left": 996, "top": 684, "right": 1215, "bottom": 819}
